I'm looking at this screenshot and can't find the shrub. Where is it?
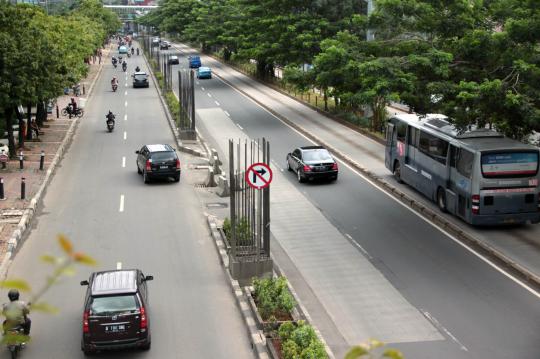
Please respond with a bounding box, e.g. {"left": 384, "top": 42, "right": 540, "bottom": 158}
{"left": 253, "top": 276, "right": 296, "bottom": 320}
{"left": 278, "top": 321, "right": 296, "bottom": 341}
{"left": 282, "top": 340, "right": 301, "bottom": 359}
{"left": 222, "top": 217, "right": 253, "bottom": 246}
{"left": 164, "top": 91, "right": 179, "bottom": 119}
{"left": 291, "top": 321, "right": 317, "bottom": 349}
{"left": 278, "top": 321, "right": 327, "bottom": 359}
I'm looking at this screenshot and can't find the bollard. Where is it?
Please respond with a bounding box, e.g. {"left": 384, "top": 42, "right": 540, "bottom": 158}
{"left": 40, "top": 150, "right": 45, "bottom": 170}
{"left": 21, "top": 177, "right": 25, "bottom": 200}
{"left": 83, "top": 84, "right": 86, "bottom": 95}
{"left": 56, "top": 105, "right": 60, "bottom": 119}
{"left": 19, "top": 151, "right": 23, "bottom": 169}
{"left": 0, "top": 177, "right": 4, "bottom": 200}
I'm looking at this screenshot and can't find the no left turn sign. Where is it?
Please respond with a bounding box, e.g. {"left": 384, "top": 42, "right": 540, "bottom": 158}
{"left": 245, "top": 162, "right": 273, "bottom": 189}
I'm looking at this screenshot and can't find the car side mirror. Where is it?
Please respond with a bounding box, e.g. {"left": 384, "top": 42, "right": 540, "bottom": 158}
{"left": 135, "top": 150, "right": 139, "bottom": 154}
{"left": 80, "top": 280, "right": 89, "bottom": 286}
{"left": 144, "top": 275, "right": 154, "bottom": 281}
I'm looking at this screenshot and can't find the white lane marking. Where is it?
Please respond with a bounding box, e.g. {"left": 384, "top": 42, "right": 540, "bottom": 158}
{"left": 119, "top": 195, "right": 125, "bottom": 212}
{"left": 124, "top": 114, "right": 127, "bottom": 121}
{"left": 123, "top": 131, "right": 127, "bottom": 140}
{"left": 224, "top": 110, "right": 230, "bottom": 117}
{"left": 124, "top": 101, "right": 128, "bottom": 107}
{"left": 125, "top": 90, "right": 128, "bottom": 96}
{"left": 116, "top": 262, "right": 122, "bottom": 270}
{"left": 215, "top": 100, "right": 220, "bottom": 106}
{"left": 216, "top": 72, "right": 540, "bottom": 299}
{"left": 201, "top": 87, "right": 205, "bottom": 91}
{"left": 207, "top": 92, "right": 212, "bottom": 98}
{"left": 346, "top": 234, "right": 373, "bottom": 260}
{"left": 422, "top": 311, "right": 468, "bottom": 351}
{"left": 196, "top": 81, "right": 200, "bottom": 85}
{"left": 122, "top": 156, "right": 126, "bottom": 168}
{"left": 236, "top": 123, "right": 243, "bottom": 130}
{"left": 125, "top": 83, "right": 128, "bottom": 87}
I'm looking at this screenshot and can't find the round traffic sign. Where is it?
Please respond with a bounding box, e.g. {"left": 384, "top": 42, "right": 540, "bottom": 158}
{"left": 245, "top": 162, "right": 273, "bottom": 189}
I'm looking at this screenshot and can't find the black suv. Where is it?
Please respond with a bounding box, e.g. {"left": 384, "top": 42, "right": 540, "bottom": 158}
{"left": 286, "top": 146, "right": 338, "bottom": 182}
{"left": 80, "top": 269, "right": 154, "bottom": 355}
{"left": 136, "top": 144, "right": 181, "bottom": 183}
{"left": 132, "top": 72, "right": 149, "bottom": 88}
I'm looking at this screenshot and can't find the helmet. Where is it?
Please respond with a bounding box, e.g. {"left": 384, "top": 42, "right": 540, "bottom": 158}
{"left": 8, "top": 289, "right": 19, "bottom": 301}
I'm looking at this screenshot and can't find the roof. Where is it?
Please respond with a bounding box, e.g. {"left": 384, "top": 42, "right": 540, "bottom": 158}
{"left": 147, "top": 144, "right": 172, "bottom": 152}
{"left": 300, "top": 146, "right": 325, "bottom": 151}
{"left": 134, "top": 71, "right": 147, "bottom": 76}
{"left": 91, "top": 270, "right": 138, "bottom": 295}
{"left": 198, "top": 67, "right": 211, "bottom": 71}
{"left": 170, "top": 55, "right": 178, "bottom": 59}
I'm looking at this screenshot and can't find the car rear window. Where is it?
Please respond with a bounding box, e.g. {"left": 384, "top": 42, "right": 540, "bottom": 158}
{"left": 303, "top": 149, "right": 332, "bottom": 161}
{"left": 90, "top": 295, "right": 138, "bottom": 315}
{"left": 481, "top": 151, "right": 539, "bottom": 178}
{"left": 151, "top": 152, "right": 176, "bottom": 161}
{"left": 134, "top": 74, "right": 147, "bottom": 80}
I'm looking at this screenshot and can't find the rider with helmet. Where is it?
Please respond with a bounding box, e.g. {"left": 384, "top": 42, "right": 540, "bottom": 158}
{"left": 2, "top": 289, "right": 31, "bottom": 335}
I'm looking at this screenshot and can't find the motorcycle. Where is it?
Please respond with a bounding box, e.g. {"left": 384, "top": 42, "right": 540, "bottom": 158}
{"left": 106, "top": 119, "right": 115, "bottom": 132}
{"left": 122, "top": 63, "right": 127, "bottom": 72}
{"left": 4, "top": 325, "right": 26, "bottom": 358}
{"left": 127, "top": 52, "right": 131, "bottom": 58}
{"left": 136, "top": 48, "right": 139, "bottom": 56}
{"left": 112, "top": 83, "right": 118, "bottom": 92}
{"left": 61, "top": 106, "right": 84, "bottom": 118}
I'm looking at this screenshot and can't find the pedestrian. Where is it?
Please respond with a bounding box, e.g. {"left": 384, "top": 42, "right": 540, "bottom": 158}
{"left": 30, "top": 119, "right": 40, "bottom": 138}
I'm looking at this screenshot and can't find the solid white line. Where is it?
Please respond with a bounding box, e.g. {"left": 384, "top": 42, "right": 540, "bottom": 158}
{"left": 207, "top": 92, "right": 212, "bottom": 98}
{"left": 122, "top": 156, "right": 126, "bottom": 168}
{"left": 201, "top": 87, "right": 205, "bottom": 91}
{"left": 123, "top": 131, "right": 127, "bottom": 140}
{"left": 124, "top": 101, "right": 128, "bottom": 107}
{"left": 236, "top": 123, "right": 243, "bottom": 130}
{"left": 224, "top": 110, "right": 230, "bottom": 117}
{"left": 423, "top": 311, "right": 468, "bottom": 351}
{"left": 215, "top": 100, "right": 220, "bottom": 106}
{"left": 215, "top": 72, "right": 540, "bottom": 299}
{"left": 119, "top": 195, "right": 125, "bottom": 212}
{"left": 116, "top": 262, "right": 122, "bottom": 270}
{"left": 124, "top": 114, "right": 127, "bottom": 121}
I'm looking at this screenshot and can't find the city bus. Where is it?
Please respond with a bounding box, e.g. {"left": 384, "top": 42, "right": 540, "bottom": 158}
{"left": 385, "top": 114, "right": 540, "bottom": 225}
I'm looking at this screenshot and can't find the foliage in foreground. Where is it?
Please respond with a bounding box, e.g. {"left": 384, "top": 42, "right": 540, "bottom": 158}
{"left": 252, "top": 276, "right": 296, "bottom": 321}
{"left": 278, "top": 320, "right": 327, "bottom": 359}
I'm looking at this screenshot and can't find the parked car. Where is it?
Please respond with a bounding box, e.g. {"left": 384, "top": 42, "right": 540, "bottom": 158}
{"left": 188, "top": 55, "right": 201, "bottom": 68}
{"left": 80, "top": 269, "right": 154, "bottom": 355}
{"left": 286, "top": 146, "right": 338, "bottom": 182}
{"left": 135, "top": 144, "right": 181, "bottom": 183}
{"left": 168, "top": 55, "right": 179, "bottom": 65}
{"left": 159, "top": 41, "right": 170, "bottom": 50}
{"left": 119, "top": 45, "right": 128, "bottom": 54}
{"left": 196, "top": 66, "right": 212, "bottom": 79}
{"left": 132, "top": 72, "right": 149, "bottom": 88}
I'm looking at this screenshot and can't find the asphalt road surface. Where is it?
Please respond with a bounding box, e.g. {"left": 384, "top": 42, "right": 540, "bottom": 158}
{"left": 166, "top": 43, "right": 540, "bottom": 359}
{"left": 1, "top": 50, "right": 254, "bottom": 359}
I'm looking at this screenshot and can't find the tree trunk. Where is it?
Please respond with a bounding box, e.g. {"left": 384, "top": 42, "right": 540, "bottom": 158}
{"left": 223, "top": 47, "right": 232, "bottom": 61}
{"left": 323, "top": 90, "right": 328, "bottom": 111}
{"left": 26, "top": 103, "right": 33, "bottom": 141}
{"left": 16, "top": 106, "right": 25, "bottom": 148}
{"left": 4, "top": 107, "right": 16, "bottom": 158}
{"left": 37, "top": 100, "right": 46, "bottom": 127}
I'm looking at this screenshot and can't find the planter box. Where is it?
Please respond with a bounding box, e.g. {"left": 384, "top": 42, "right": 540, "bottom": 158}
{"left": 266, "top": 337, "right": 282, "bottom": 359}
{"left": 245, "top": 286, "right": 295, "bottom": 332}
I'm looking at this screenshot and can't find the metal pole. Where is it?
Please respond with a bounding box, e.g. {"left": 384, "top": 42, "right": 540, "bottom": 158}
{"left": 0, "top": 177, "right": 4, "bottom": 200}
{"left": 19, "top": 151, "right": 23, "bottom": 169}
{"left": 178, "top": 71, "right": 182, "bottom": 126}
{"left": 39, "top": 150, "right": 45, "bottom": 170}
{"left": 190, "top": 70, "right": 195, "bottom": 132}
{"left": 263, "top": 140, "right": 270, "bottom": 255}
{"left": 21, "top": 177, "right": 25, "bottom": 200}
{"left": 229, "top": 140, "right": 236, "bottom": 258}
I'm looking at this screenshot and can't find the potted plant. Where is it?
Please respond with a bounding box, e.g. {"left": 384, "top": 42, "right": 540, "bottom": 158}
{"left": 267, "top": 320, "right": 327, "bottom": 359}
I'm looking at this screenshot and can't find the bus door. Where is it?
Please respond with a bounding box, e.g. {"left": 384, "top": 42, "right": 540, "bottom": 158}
{"left": 403, "top": 126, "right": 419, "bottom": 184}
{"left": 384, "top": 123, "right": 395, "bottom": 171}
{"left": 450, "top": 147, "right": 474, "bottom": 219}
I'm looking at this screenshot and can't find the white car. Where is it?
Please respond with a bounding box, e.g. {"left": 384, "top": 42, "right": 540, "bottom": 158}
{"left": 0, "top": 142, "right": 9, "bottom": 158}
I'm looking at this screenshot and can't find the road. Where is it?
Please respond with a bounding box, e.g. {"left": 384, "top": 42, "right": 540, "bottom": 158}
{"left": 1, "top": 47, "right": 254, "bottom": 358}
{"left": 164, "top": 43, "right": 540, "bottom": 359}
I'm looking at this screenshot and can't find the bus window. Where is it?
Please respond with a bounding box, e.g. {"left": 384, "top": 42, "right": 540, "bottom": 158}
{"left": 457, "top": 149, "right": 474, "bottom": 178}
{"left": 408, "top": 127, "right": 418, "bottom": 148}
{"left": 386, "top": 123, "right": 394, "bottom": 145}
{"left": 419, "top": 131, "right": 449, "bottom": 165}
{"left": 396, "top": 121, "right": 407, "bottom": 142}
{"left": 450, "top": 145, "right": 458, "bottom": 168}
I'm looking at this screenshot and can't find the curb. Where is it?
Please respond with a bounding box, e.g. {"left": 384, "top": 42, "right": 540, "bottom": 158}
{"left": 0, "top": 50, "right": 108, "bottom": 279}
{"left": 206, "top": 216, "right": 269, "bottom": 359}
{"left": 141, "top": 49, "right": 207, "bottom": 158}
{"left": 212, "top": 72, "right": 540, "bottom": 290}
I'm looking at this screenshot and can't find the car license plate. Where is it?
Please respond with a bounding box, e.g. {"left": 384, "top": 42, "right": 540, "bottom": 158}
{"left": 160, "top": 165, "right": 168, "bottom": 169}
{"left": 105, "top": 324, "right": 126, "bottom": 333}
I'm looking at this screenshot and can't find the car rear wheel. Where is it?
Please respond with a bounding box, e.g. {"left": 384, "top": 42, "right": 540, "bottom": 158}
{"left": 437, "top": 188, "right": 448, "bottom": 213}
{"left": 143, "top": 171, "right": 150, "bottom": 184}
{"left": 174, "top": 174, "right": 180, "bottom": 182}
{"left": 137, "top": 164, "right": 142, "bottom": 174}
{"left": 297, "top": 169, "right": 305, "bottom": 183}
{"left": 393, "top": 161, "right": 403, "bottom": 183}
{"left": 141, "top": 339, "right": 151, "bottom": 351}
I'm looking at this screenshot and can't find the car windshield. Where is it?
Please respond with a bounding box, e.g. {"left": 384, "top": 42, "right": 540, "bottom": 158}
{"left": 152, "top": 152, "right": 175, "bottom": 161}
{"left": 302, "top": 149, "right": 332, "bottom": 161}
{"left": 90, "top": 295, "right": 138, "bottom": 315}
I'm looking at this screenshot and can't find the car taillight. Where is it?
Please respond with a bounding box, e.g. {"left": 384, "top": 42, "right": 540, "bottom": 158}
{"left": 472, "top": 194, "right": 480, "bottom": 215}
{"left": 145, "top": 159, "right": 152, "bottom": 172}
{"left": 176, "top": 159, "right": 181, "bottom": 169}
{"left": 140, "top": 306, "right": 147, "bottom": 329}
{"left": 303, "top": 165, "right": 311, "bottom": 172}
{"left": 83, "top": 310, "right": 89, "bottom": 333}
{"left": 332, "top": 163, "right": 338, "bottom": 171}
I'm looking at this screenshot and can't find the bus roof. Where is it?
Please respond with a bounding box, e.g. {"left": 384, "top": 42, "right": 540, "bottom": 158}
{"left": 389, "top": 113, "right": 539, "bottom": 152}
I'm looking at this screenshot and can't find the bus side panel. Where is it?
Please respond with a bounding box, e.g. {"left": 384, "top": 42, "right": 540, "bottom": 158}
{"left": 384, "top": 123, "right": 395, "bottom": 172}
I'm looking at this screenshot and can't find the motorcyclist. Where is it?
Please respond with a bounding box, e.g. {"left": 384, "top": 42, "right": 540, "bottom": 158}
{"left": 111, "top": 77, "right": 118, "bottom": 91}
{"left": 122, "top": 61, "right": 127, "bottom": 72}
{"left": 136, "top": 48, "right": 140, "bottom": 56}
{"left": 135, "top": 66, "right": 141, "bottom": 72}
{"left": 131, "top": 48, "right": 134, "bottom": 55}
{"left": 118, "top": 55, "right": 123, "bottom": 63}
{"left": 106, "top": 110, "right": 116, "bottom": 126}
{"left": 2, "top": 289, "right": 31, "bottom": 336}
{"left": 111, "top": 56, "right": 117, "bottom": 65}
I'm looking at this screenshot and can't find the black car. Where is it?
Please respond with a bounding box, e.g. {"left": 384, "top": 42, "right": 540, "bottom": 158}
{"left": 168, "top": 55, "right": 179, "bottom": 65}
{"left": 80, "top": 269, "right": 154, "bottom": 355}
{"left": 286, "top": 146, "right": 338, "bottom": 182}
{"left": 136, "top": 144, "right": 181, "bottom": 183}
{"left": 132, "top": 72, "right": 149, "bottom": 88}
{"left": 159, "top": 41, "right": 170, "bottom": 50}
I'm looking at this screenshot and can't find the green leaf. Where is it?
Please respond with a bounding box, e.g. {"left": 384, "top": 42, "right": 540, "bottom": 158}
{"left": 344, "top": 346, "right": 369, "bottom": 359}
{"left": 30, "top": 302, "right": 59, "bottom": 314}
{"left": 383, "top": 348, "right": 405, "bottom": 359}
{"left": 40, "top": 254, "right": 58, "bottom": 264}
{"left": 0, "top": 279, "right": 31, "bottom": 292}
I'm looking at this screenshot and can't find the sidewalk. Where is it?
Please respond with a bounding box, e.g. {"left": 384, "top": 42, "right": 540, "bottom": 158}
{"left": 0, "top": 44, "right": 111, "bottom": 264}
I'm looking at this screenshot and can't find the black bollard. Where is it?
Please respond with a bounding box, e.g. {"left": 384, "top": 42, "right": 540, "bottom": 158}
{"left": 40, "top": 150, "right": 45, "bottom": 170}
{"left": 56, "top": 105, "right": 60, "bottom": 119}
{"left": 19, "top": 151, "right": 23, "bottom": 169}
{"left": 21, "top": 177, "right": 25, "bottom": 200}
{"left": 83, "top": 84, "right": 86, "bottom": 95}
{"left": 0, "top": 177, "right": 4, "bottom": 200}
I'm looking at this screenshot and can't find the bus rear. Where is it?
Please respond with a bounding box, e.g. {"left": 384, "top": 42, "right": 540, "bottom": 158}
{"left": 471, "top": 150, "right": 540, "bottom": 225}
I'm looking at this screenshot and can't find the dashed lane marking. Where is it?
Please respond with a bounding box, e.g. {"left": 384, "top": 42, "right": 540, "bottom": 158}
{"left": 124, "top": 101, "right": 128, "bottom": 107}
{"left": 124, "top": 114, "right": 127, "bottom": 121}
{"left": 215, "top": 101, "right": 220, "bottom": 106}
{"left": 119, "top": 195, "right": 125, "bottom": 212}
{"left": 224, "top": 110, "right": 230, "bottom": 117}
{"left": 123, "top": 131, "right": 127, "bottom": 140}
{"left": 122, "top": 156, "right": 126, "bottom": 168}
{"left": 207, "top": 93, "right": 212, "bottom": 98}
{"left": 236, "top": 123, "right": 243, "bottom": 130}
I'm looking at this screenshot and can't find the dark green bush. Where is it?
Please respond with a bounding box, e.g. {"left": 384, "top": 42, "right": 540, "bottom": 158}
{"left": 278, "top": 321, "right": 327, "bottom": 359}
{"left": 222, "top": 217, "right": 253, "bottom": 246}
{"left": 252, "top": 276, "right": 296, "bottom": 320}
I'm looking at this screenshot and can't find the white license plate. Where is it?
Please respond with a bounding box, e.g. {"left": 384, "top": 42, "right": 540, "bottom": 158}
{"left": 160, "top": 165, "right": 168, "bottom": 169}
{"left": 105, "top": 324, "right": 125, "bottom": 333}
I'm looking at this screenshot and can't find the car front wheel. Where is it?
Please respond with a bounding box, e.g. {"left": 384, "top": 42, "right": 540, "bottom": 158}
{"left": 286, "top": 159, "right": 292, "bottom": 171}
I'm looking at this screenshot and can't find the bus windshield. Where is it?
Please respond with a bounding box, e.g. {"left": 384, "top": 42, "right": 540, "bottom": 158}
{"left": 481, "top": 152, "right": 539, "bottom": 178}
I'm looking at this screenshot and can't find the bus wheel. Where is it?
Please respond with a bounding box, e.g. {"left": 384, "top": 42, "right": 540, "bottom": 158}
{"left": 393, "top": 161, "right": 403, "bottom": 183}
{"left": 437, "top": 188, "right": 448, "bottom": 213}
